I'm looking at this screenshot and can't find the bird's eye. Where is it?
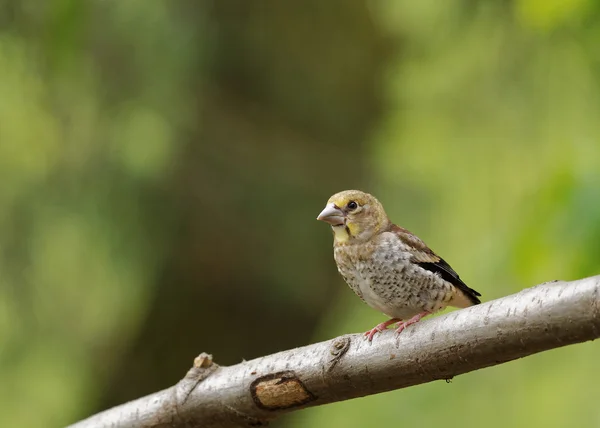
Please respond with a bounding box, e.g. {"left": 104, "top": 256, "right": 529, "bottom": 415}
{"left": 347, "top": 201, "right": 358, "bottom": 211}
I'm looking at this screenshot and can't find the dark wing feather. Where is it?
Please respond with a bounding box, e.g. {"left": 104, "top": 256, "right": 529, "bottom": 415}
{"left": 389, "top": 224, "right": 481, "bottom": 305}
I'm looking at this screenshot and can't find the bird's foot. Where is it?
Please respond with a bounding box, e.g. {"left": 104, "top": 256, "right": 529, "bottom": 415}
{"left": 364, "top": 318, "right": 400, "bottom": 342}
{"left": 395, "top": 312, "right": 430, "bottom": 335}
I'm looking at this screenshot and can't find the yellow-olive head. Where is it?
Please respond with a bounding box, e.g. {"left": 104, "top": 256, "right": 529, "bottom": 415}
{"left": 317, "top": 190, "right": 389, "bottom": 243}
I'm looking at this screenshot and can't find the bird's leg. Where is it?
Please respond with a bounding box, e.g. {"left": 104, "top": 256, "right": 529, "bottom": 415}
{"left": 364, "top": 318, "right": 401, "bottom": 341}
{"left": 395, "top": 312, "right": 430, "bottom": 335}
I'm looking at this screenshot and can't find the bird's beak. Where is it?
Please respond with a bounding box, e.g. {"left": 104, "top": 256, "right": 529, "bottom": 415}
{"left": 317, "top": 203, "right": 345, "bottom": 226}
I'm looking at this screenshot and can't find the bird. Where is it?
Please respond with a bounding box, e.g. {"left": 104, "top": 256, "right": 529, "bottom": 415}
{"left": 317, "top": 190, "right": 481, "bottom": 341}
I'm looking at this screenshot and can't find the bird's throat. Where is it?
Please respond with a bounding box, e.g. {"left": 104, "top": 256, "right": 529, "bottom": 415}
{"left": 332, "top": 224, "right": 351, "bottom": 243}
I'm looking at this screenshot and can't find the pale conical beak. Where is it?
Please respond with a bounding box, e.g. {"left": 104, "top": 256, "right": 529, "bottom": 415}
{"left": 317, "top": 203, "right": 345, "bottom": 226}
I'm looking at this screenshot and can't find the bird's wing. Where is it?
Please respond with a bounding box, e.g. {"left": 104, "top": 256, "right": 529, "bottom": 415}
{"left": 388, "top": 224, "right": 481, "bottom": 305}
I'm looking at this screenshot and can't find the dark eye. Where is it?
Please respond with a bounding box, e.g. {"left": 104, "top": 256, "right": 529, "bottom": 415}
{"left": 347, "top": 201, "right": 358, "bottom": 211}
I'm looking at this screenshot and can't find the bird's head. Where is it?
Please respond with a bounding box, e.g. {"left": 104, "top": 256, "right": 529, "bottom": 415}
{"left": 317, "top": 190, "right": 389, "bottom": 243}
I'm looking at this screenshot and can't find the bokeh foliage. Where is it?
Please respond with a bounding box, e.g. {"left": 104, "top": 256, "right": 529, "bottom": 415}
{"left": 0, "top": 1, "right": 599, "bottom": 427}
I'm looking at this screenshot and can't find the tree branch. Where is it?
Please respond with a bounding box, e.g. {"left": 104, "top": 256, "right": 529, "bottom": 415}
{"left": 69, "top": 275, "right": 600, "bottom": 428}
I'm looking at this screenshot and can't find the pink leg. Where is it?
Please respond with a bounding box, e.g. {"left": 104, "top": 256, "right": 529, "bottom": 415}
{"left": 364, "top": 318, "right": 401, "bottom": 342}
{"left": 395, "top": 312, "right": 430, "bottom": 335}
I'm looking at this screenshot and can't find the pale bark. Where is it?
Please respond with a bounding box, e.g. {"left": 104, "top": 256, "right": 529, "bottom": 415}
{"left": 69, "top": 275, "right": 600, "bottom": 428}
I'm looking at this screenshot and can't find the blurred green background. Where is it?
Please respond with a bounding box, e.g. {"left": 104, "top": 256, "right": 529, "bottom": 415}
{"left": 1, "top": 0, "right": 599, "bottom": 427}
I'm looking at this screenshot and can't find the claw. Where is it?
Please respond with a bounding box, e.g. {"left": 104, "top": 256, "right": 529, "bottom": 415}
{"left": 364, "top": 318, "right": 400, "bottom": 342}
{"left": 395, "top": 312, "right": 430, "bottom": 335}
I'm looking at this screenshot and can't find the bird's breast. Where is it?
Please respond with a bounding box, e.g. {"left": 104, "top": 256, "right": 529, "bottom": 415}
{"left": 333, "top": 241, "right": 410, "bottom": 314}
{"left": 333, "top": 238, "right": 454, "bottom": 319}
